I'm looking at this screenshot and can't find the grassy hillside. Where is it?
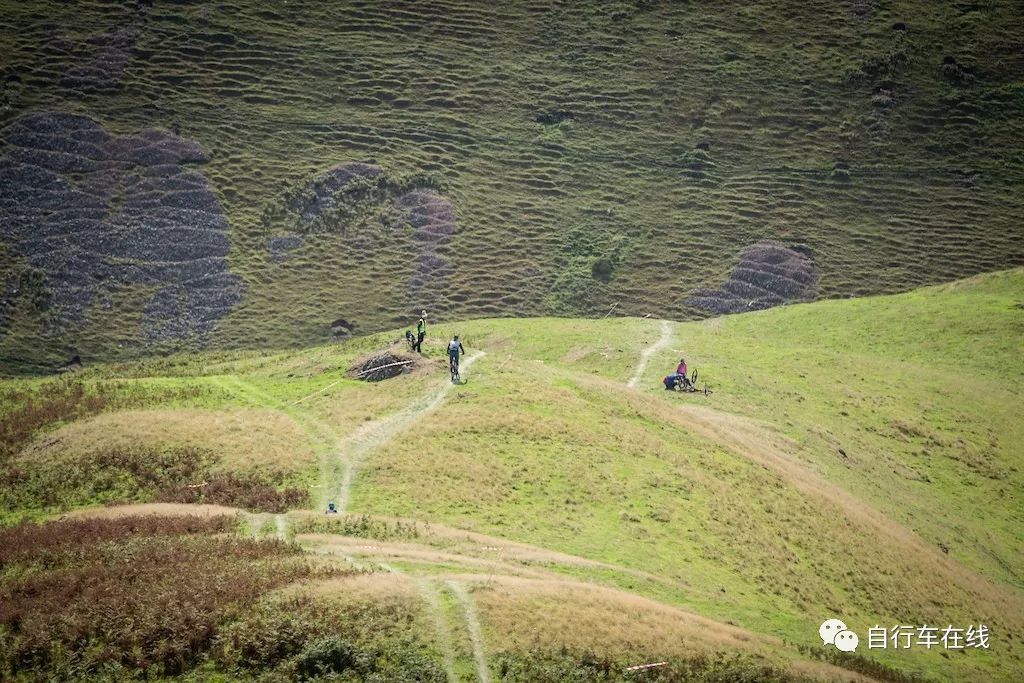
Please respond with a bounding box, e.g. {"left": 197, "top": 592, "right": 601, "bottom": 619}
{"left": 2, "top": 1, "right": 1024, "bottom": 371}
{"left": 1, "top": 269, "right": 1021, "bottom": 681}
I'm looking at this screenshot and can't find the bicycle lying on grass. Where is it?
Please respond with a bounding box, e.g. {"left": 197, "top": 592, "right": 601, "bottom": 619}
{"left": 664, "top": 369, "right": 711, "bottom": 395}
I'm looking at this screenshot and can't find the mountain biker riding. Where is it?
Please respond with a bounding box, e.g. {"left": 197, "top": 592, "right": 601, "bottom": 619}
{"left": 448, "top": 335, "right": 465, "bottom": 375}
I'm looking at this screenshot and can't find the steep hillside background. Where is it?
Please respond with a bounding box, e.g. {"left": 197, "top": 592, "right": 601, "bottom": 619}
{"left": 2, "top": 0, "right": 1023, "bottom": 372}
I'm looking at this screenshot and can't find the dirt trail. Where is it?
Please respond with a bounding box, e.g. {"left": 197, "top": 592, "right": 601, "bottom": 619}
{"left": 415, "top": 578, "right": 460, "bottom": 683}
{"left": 307, "top": 541, "right": 461, "bottom": 681}
{"left": 673, "top": 405, "right": 935, "bottom": 551}
{"left": 627, "top": 320, "right": 672, "bottom": 388}
{"left": 296, "top": 519, "right": 682, "bottom": 588}
{"left": 303, "top": 536, "right": 560, "bottom": 580}
{"left": 447, "top": 580, "right": 491, "bottom": 683}
{"left": 213, "top": 351, "right": 484, "bottom": 513}
{"left": 336, "top": 351, "right": 484, "bottom": 511}
{"left": 669, "top": 403, "right": 1023, "bottom": 607}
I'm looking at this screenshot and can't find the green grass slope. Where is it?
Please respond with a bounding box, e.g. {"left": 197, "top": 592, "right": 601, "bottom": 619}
{"left": 2, "top": 1, "right": 1024, "bottom": 371}
{"left": 0, "top": 270, "right": 1021, "bottom": 681}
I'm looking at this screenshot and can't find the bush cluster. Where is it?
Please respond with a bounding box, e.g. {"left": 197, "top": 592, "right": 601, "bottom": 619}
{"left": 494, "top": 649, "right": 806, "bottom": 682}
{"left": 0, "top": 514, "right": 235, "bottom": 565}
{"left": 0, "top": 516, "right": 314, "bottom": 680}
{"left": 163, "top": 471, "right": 308, "bottom": 513}
{"left": 0, "top": 379, "right": 207, "bottom": 461}
{"left": 2, "top": 443, "right": 307, "bottom": 513}
{"left": 292, "top": 513, "right": 423, "bottom": 540}
{"left": 795, "top": 643, "right": 936, "bottom": 683}
{"left": 0, "top": 380, "right": 110, "bottom": 460}
{"left": 2, "top": 445, "right": 211, "bottom": 509}
{"left": 215, "top": 593, "right": 446, "bottom": 681}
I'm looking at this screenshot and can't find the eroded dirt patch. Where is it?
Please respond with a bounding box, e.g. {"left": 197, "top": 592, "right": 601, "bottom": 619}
{"left": 400, "top": 189, "right": 456, "bottom": 293}
{"left": 348, "top": 351, "right": 418, "bottom": 382}
{"left": 685, "top": 241, "right": 816, "bottom": 314}
{"left": 0, "top": 112, "right": 244, "bottom": 342}
{"left": 263, "top": 163, "right": 457, "bottom": 296}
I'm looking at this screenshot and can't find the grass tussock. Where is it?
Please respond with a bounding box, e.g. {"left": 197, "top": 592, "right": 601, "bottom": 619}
{"left": 0, "top": 516, "right": 319, "bottom": 680}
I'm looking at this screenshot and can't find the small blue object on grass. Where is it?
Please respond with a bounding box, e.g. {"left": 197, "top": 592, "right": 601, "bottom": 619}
{"left": 326, "top": 502, "right": 338, "bottom": 514}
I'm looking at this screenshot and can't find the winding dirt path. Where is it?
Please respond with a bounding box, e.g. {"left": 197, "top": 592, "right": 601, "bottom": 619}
{"left": 211, "top": 352, "right": 484, "bottom": 514}
{"left": 210, "top": 375, "right": 342, "bottom": 511}
{"left": 627, "top": 320, "right": 672, "bottom": 388}
{"left": 336, "top": 351, "right": 484, "bottom": 511}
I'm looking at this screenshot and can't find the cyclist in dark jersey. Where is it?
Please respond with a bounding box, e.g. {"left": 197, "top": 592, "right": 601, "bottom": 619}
{"left": 448, "top": 335, "right": 465, "bottom": 378}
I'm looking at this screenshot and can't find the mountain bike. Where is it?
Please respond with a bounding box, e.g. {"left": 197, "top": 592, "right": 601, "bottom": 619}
{"left": 449, "top": 355, "right": 460, "bottom": 383}
{"left": 666, "top": 369, "right": 709, "bottom": 395}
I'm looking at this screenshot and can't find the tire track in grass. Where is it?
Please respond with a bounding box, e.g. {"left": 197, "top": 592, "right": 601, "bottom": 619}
{"left": 627, "top": 320, "right": 672, "bottom": 388}
{"left": 446, "top": 580, "right": 490, "bottom": 683}
{"left": 306, "top": 539, "right": 460, "bottom": 682}
{"left": 415, "top": 578, "right": 460, "bottom": 683}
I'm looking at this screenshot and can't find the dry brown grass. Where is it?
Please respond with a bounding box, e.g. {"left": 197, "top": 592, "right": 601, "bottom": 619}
{"left": 469, "top": 575, "right": 762, "bottom": 657}
{"left": 470, "top": 575, "right": 884, "bottom": 682}
{"left": 20, "top": 408, "right": 315, "bottom": 475}
{"left": 301, "top": 535, "right": 555, "bottom": 580}
{"left": 292, "top": 510, "right": 679, "bottom": 585}
{"left": 65, "top": 502, "right": 244, "bottom": 519}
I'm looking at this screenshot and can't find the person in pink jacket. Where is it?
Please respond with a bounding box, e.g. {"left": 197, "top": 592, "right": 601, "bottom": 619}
{"left": 663, "top": 358, "right": 689, "bottom": 390}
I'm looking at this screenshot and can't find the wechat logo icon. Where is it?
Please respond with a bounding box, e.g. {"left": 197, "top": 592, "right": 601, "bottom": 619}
{"left": 820, "top": 618, "right": 859, "bottom": 652}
